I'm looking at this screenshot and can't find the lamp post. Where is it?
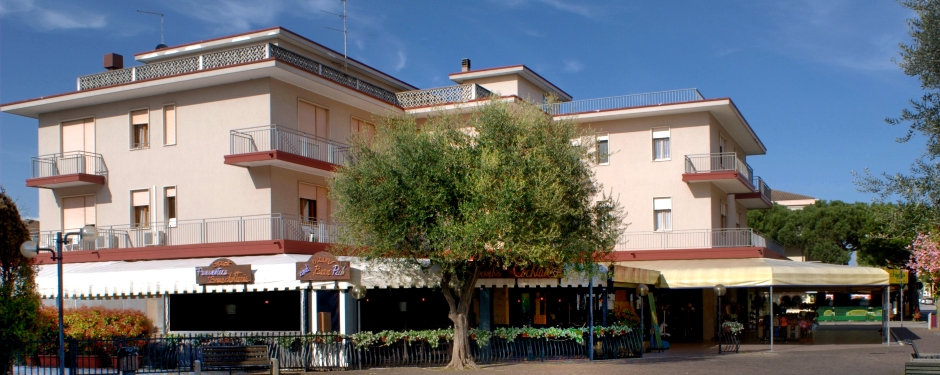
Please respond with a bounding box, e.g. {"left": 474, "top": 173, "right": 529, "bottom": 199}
{"left": 636, "top": 284, "right": 649, "bottom": 357}
{"left": 713, "top": 284, "right": 727, "bottom": 354}
{"left": 21, "top": 224, "right": 97, "bottom": 375}
{"left": 351, "top": 285, "right": 367, "bottom": 333}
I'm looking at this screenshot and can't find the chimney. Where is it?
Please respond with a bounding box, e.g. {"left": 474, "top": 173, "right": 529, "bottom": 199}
{"left": 461, "top": 58, "right": 471, "bottom": 72}
{"left": 103, "top": 53, "right": 124, "bottom": 70}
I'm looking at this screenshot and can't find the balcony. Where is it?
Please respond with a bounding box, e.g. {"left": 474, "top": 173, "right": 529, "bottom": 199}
{"left": 539, "top": 88, "right": 704, "bottom": 115}
{"left": 396, "top": 84, "right": 492, "bottom": 108}
{"left": 736, "top": 176, "right": 773, "bottom": 209}
{"left": 26, "top": 151, "right": 106, "bottom": 189}
{"left": 225, "top": 125, "right": 349, "bottom": 176}
{"left": 609, "top": 228, "right": 785, "bottom": 261}
{"left": 682, "top": 152, "right": 754, "bottom": 194}
{"left": 34, "top": 213, "right": 339, "bottom": 263}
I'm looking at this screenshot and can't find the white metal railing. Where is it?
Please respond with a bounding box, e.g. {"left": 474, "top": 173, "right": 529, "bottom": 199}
{"left": 230, "top": 125, "right": 350, "bottom": 166}
{"left": 684, "top": 152, "right": 753, "bottom": 182}
{"left": 77, "top": 43, "right": 401, "bottom": 106}
{"left": 31, "top": 151, "right": 106, "bottom": 179}
{"left": 35, "top": 213, "right": 339, "bottom": 252}
{"left": 395, "top": 84, "right": 493, "bottom": 108}
{"left": 752, "top": 176, "right": 772, "bottom": 198}
{"left": 540, "top": 88, "right": 703, "bottom": 115}
{"left": 615, "top": 228, "right": 783, "bottom": 255}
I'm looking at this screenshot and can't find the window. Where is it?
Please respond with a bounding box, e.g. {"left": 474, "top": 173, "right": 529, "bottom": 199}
{"left": 62, "top": 195, "right": 95, "bottom": 231}
{"left": 653, "top": 198, "right": 672, "bottom": 231}
{"left": 164, "top": 105, "right": 176, "bottom": 145}
{"left": 596, "top": 134, "right": 609, "bottom": 164}
{"left": 652, "top": 128, "right": 670, "bottom": 161}
{"left": 736, "top": 210, "right": 743, "bottom": 228}
{"left": 350, "top": 117, "right": 375, "bottom": 144}
{"left": 61, "top": 118, "right": 95, "bottom": 173}
{"left": 132, "top": 189, "right": 150, "bottom": 227}
{"left": 720, "top": 201, "right": 728, "bottom": 228}
{"left": 164, "top": 187, "right": 177, "bottom": 226}
{"left": 299, "top": 183, "right": 329, "bottom": 222}
{"left": 131, "top": 109, "right": 149, "bottom": 149}
{"left": 298, "top": 100, "right": 328, "bottom": 138}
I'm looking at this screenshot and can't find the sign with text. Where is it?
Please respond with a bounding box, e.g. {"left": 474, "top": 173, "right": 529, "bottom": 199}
{"left": 478, "top": 266, "right": 564, "bottom": 279}
{"left": 885, "top": 268, "right": 909, "bottom": 285}
{"left": 195, "top": 258, "right": 254, "bottom": 285}
{"left": 296, "top": 252, "right": 351, "bottom": 281}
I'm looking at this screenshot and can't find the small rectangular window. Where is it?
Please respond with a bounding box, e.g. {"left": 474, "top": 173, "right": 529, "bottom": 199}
{"left": 164, "top": 105, "right": 176, "bottom": 145}
{"left": 132, "top": 189, "right": 150, "bottom": 227}
{"left": 653, "top": 197, "right": 672, "bottom": 231}
{"left": 596, "top": 135, "right": 609, "bottom": 165}
{"left": 131, "top": 109, "right": 149, "bottom": 150}
{"left": 164, "top": 187, "right": 177, "bottom": 225}
{"left": 720, "top": 201, "right": 728, "bottom": 228}
{"left": 652, "top": 128, "right": 670, "bottom": 161}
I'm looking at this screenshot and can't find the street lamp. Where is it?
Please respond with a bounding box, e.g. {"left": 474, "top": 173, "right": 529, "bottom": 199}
{"left": 713, "top": 284, "right": 727, "bottom": 354}
{"left": 636, "top": 284, "right": 649, "bottom": 357}
{"left": 351, "top": 285, "right": 367, "bottom": 333}
{"left": 21, "top": 224, "right": 97, "bottom": 375}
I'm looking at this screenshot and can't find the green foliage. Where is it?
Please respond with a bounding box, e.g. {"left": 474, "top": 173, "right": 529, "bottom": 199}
{"left": 855, "top": 0, "right": 940, "bottom": 213}
{"left": 0, "top": 188, "right": 41, "bottom": 370}
{"left": 37, "top": 306, "right": 153, "bottom": 341}
{"left": 748, "top": 201, "right": 909, "bottom": 266}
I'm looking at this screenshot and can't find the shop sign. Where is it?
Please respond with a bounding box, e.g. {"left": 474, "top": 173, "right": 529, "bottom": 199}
{"left": 478, "top": 266, "right": 564, "bottom": 279}
{"left": 885, "top": 268, "right": 909, "bottom": 285}
{"left": 196, "top": 258, "right": 254, "bottom": 285}
{"left": 296, "top": 252, "right": 351, "bottom": 281}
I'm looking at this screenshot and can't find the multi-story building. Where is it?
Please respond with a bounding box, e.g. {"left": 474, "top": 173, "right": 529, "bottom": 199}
{"left": 3, "top": 27, "right": 882, "bottom": 340}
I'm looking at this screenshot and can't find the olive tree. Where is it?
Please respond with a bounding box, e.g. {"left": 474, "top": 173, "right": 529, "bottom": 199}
{"left": 330, "top": 100, "right": 622, "bottom": 369}
{"left": 0, "top": 189, "right": 40, "bottom": 372}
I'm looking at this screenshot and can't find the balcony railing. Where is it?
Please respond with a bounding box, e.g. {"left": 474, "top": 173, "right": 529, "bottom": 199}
{"left": 230, "top": 125, "right": 350, "bottom": 166}
{"left": 539, "top": 88, "right": 703, "bottom": 115}
{"left": 684, "top": 152, "right": 753, "bottom": 182}
{"left": 395, "top": 84, "right": 493, "bottom": 108}
{"left": 35, "top": 213, "right": 339, "bottom": 252}
{"left": 31, "top": 151, "right": 106, "bottom": 178}
{"left": 615, "top": 228, "right": 784, "bottom": 255}
{"left": 77, "top": 43, "right": 400, "bottom": 105}
{"left": 752, "top": 176, "right": 772, "bottom": 198}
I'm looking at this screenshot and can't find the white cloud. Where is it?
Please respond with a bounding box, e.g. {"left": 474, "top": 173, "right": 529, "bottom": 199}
{"left": 0, "top": 0, "right": 107, "bottom": 30}
{"left": 522, "top": 29, "right": 543, "bottom": 37}
{"left": 0, "top": 0, "right": 33, "bottom": 15}
{"left": 562, "top": 59, "right": 584, "bottom": 73}
{"left": 185, "top": 0, "right": 284, "bottom": 34}
{"left": 395, "top": 50, "right": 407, "bottom": 71}
{"left": 537, "top": 0, "right": 592, "bottom": 17}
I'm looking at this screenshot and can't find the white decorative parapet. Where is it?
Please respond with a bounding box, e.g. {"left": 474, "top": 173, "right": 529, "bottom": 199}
{"left": 395, "top": 84, "right": 492, "bottom": 108}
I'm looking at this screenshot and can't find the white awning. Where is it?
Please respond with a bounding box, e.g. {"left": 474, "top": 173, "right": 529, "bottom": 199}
{"left": 615, "top": 258, "right": 889, "bottom": 289}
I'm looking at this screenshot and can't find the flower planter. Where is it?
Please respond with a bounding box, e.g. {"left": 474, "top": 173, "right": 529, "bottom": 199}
{"left": 24, "top": 356, "right": 39, "bottom": 367}
{"left": 38, "top": 355, "right": 59, "bottom": 368}
{"left": 76, "top": 355, "right": 103, "bottom": 368}
{"left": 520, "top": 333, "right": 530, "bottom": 338}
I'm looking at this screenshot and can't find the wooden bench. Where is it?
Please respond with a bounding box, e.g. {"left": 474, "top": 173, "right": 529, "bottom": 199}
{"left": 905, "top": 340, "right": 940, "bottom": 375}
{"left": 202, "top": 345, "right": 274, "bottom": 374}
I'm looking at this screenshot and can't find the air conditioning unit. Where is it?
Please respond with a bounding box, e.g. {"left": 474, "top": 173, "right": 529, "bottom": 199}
{"left": 95, "top": 234, "right": 118, "bottom": 249}
{"left": 143, "top": 231, "right": 166, "bottom": 246}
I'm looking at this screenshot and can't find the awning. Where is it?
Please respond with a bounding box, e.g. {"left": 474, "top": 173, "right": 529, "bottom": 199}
{"left": 615, "top": 258, "right": 889, "bottom": 289}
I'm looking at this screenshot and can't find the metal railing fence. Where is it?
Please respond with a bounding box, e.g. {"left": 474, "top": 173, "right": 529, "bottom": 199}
{"left": 540, "top": 88, "right": 703, "bottom": 115}
{"left": 752, "top": 176, "right": 772, "bottom": 198}
{"left": 35, "top": 214, "right": 339, "bottom": 252}
{"left": 615, "top": 228, "right": 784, "bottom": 256}
{"left": 684, "top": 152, "right": 753, "bottom": 182}
{"left": 31, "top": 151, "right": 106, "bottom": 179}
{"left": 230, "top": 125, "right": 350, "bottom": 166}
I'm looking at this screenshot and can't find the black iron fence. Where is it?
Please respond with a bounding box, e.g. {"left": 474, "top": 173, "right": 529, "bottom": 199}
{"left": 5, "top": 330, "right": 642, "bottom": 373}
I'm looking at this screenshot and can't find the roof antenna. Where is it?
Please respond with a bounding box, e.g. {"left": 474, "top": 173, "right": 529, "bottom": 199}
{"left": 322, "top": 0, "right": 347, "bottom": 72}
{"left": 137, "top": 10, "right": 167, "bottom": 49}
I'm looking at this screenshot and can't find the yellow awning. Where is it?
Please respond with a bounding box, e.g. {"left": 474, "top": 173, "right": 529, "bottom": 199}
{"left": 615, "top": 258, "right": 889, "bottom": 289}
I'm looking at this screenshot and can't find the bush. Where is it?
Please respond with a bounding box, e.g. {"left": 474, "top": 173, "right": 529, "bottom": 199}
{"left": 39, "top": 306, "right": 153, "bottom": 340}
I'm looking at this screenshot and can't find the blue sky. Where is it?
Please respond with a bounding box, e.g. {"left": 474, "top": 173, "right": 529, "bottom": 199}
{"left": 0, "top": 0, "right": 925, "bottom": 218}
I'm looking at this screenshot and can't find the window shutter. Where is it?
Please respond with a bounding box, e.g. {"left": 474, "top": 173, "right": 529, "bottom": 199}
{"left": 165, "top": 187, "right": 176, "bottom": 197}
{"left": 131, "top": 110, "right": 149, "bottom": 125}
{"left": 298, "top": 101, "right": 318, "bottom": 135}
{"left": 652, "top": 128, "right": 670, "bottom": 139}
{"left": 62, "top": 120, "right": 85, "bottom": 152}
{"left": 299, "top": 183, "right": 318, "bottom": 200}
{"left": 132, "top": 190, "right": 150, "bottom": 207}
{"left": 653, "top": 198, "right": 672, "bottom": 210}
{"left": 315, "top": 106, "right": 328, "bottom": 138}
{"left": 316, "top": 186, "right": 329, "bottom": 220}
{"left": 63, "top": 196, "right": 85, "bottom": 230}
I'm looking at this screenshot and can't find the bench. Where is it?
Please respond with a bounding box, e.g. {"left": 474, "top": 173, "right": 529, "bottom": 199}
{"left": 201, "top": 345, "right": 275, "bottom": 375}
{"left": 905, "top": 340, "right": 940, "bottom": 375}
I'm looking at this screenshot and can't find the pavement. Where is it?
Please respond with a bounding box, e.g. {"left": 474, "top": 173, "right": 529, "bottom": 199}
{"left": 338, "top": 321, "right": 937, "bottom": 375}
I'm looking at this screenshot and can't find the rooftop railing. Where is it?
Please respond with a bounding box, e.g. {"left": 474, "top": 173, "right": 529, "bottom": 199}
{"left": 36, "top": 213, "right": 339, "bottom": 252}
{"left": 395, "top": 84, "right": 493, "bottom": 108}
{"left": 230, "top": 125, "right": 350, "bottom": 166}
{"left": 684, "top": 152, "right": 753, "bottom": 183}
{"left": 31, "top": 151, "right": 106, "bottom": 179}
{"left": 615, "top": 228, "right": 784, "bottom": 256}
{"left": 540, "top": 88, "right": 703, "bottom": 115}
{"left": 77, "top": 43, "right": 401, "bottom": 105}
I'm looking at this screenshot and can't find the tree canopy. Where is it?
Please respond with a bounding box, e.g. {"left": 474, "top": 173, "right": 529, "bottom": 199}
{"left": 0, "top": 189, "right": 40, "bottom": 371}
{"left": 748, "top": 201, "right": 908, "bottom": 266}
{"left": 330, "top": 100, "right": 623, "bottom": 369}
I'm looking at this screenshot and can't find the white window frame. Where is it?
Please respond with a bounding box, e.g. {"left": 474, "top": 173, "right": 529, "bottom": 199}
{"left": 130, "top": 188, "right": 152, "bottom": 227}
{"left": 652, "top": 127, "right": 671, "bottom": 161}
{"left": 164, "top": 186, "right": 177, "bottom": 227}
{"left": 129, "top": 108, "right": 150, "bottom": 151}
{"left": 596, "top": 133, "right": 609, "bottom": 165}
{"left": 653, "top": 197, "right": 672, "bottom": 232}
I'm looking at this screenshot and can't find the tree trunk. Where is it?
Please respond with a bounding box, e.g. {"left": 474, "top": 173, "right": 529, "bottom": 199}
{"left": 440, "top": 268, "right": 480, "bottom": 370}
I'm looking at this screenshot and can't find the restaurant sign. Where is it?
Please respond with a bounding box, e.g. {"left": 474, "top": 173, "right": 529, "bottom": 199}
{"left": 479, "top": 266, "right": 564, "bottom": 279}
{"left": 196, "top": 258, "right": 254, "bottom": 285}
{"left": 296, "top": 252, "right": 351, "bottom": 281}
